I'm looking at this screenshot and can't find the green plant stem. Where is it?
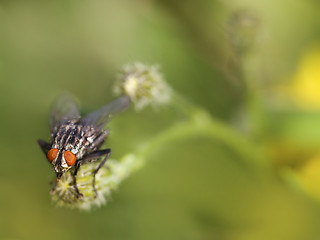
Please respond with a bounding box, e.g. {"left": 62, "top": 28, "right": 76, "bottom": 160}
{"left": 130, "top": 93, "right": 267, "bottom": 172}
{"left": 138, "top": 112, "right": 265, "bottom": 166}
{"left": 241, "top": 55, "right": 266, "bottom": 138}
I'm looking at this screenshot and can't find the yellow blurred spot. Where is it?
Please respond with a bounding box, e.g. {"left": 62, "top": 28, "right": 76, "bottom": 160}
{"left": 123, "top": 76, "right": 139, "bottom": 99}
{"left": 291, "top": 45, "right": 320, "bottom": 109}
{"left": 298, "top": 154, "right": 320, "bottom": 201}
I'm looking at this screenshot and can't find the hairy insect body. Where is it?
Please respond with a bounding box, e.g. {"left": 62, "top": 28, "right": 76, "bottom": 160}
{"left": 52, "top": 120, "right": 85, "bottom": 157}
{"left": 52, "top": 121, "right": 100, "bottom": 157}
{"left": 38, "top": 95, "right": 130, "bottom": 198}
{"left": 51, "top": 120, "right": 108, "bottom": 174}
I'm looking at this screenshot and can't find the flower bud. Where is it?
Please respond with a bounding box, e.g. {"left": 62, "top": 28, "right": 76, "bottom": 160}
{"left": 114, "top": 63, "right": 172, "bottom": 110}
{"left": 50, "top": 155, "right": 138, "bottom": 210}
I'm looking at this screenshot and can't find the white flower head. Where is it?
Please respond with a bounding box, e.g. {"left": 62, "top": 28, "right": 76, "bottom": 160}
{"left": 114, "top": 62, "right": 172, "bottom": 110}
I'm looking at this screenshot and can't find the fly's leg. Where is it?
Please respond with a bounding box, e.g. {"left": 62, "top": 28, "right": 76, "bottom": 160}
{"left": 73, "top": 161, "right": 83, "bottom": 198}
{"left": 92, "top": 149, "right": 111, "bottom": 198}
{"left": 37, "top": 139, "right": 51, "bottom": 155}
{"left": 74, "top": 149, "right": 111, "bottom": 198}
{"left": 81, "top": 149, "right": 111, "bottom": 163}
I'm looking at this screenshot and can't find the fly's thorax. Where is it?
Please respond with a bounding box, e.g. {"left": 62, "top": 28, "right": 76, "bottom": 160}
{"left": 52, "top": 121, "right": 109, "bottom": 157}
{"left": 50, "top": 121, "right": 109, "bottom": 176}
{"left": 52, "top": 121, "right": 89, "bottom": 159}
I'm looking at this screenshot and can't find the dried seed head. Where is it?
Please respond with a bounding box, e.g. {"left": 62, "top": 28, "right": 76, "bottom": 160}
{"left": 114, "top": 63, "right": 172, "bottom": 110}
{"left": 227, "top": 9, "right": 261, "bottom": 55}
{"left": 50, "top": 155, "right": 138, "bottom": 210}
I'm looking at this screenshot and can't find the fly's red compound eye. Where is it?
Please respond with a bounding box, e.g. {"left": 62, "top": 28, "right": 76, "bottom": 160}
{"left": 47, "top": 148, "right": 58, "bottom": 163}
{"left": 64, "top": 151, "right": 76, "bottom": 166}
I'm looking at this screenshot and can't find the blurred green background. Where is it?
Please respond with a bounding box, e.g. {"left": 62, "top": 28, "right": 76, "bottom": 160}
{"left": 1, "top": 0, "right": 320, "bottom": 239}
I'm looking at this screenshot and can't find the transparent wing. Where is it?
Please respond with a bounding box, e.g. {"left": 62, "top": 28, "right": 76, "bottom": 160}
{"left": 81, "top": 95, "right": 131, "bottom": 129}
{"left": 50, "top": 94, "right": 80, "bottom": 135}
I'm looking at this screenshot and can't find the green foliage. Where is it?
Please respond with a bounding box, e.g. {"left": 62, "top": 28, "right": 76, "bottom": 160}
{"left": 1, "top": 0, "right": 320, "bottom": 240}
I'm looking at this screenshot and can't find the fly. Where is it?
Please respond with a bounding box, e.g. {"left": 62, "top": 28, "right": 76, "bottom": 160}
{"left": 37, "top": 94, "right": 131, "bottom": 198}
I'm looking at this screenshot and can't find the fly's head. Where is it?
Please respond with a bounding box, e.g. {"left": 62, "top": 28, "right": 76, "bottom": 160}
{"left": 47, "top": 148, "right": 77, "bottom": 178}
